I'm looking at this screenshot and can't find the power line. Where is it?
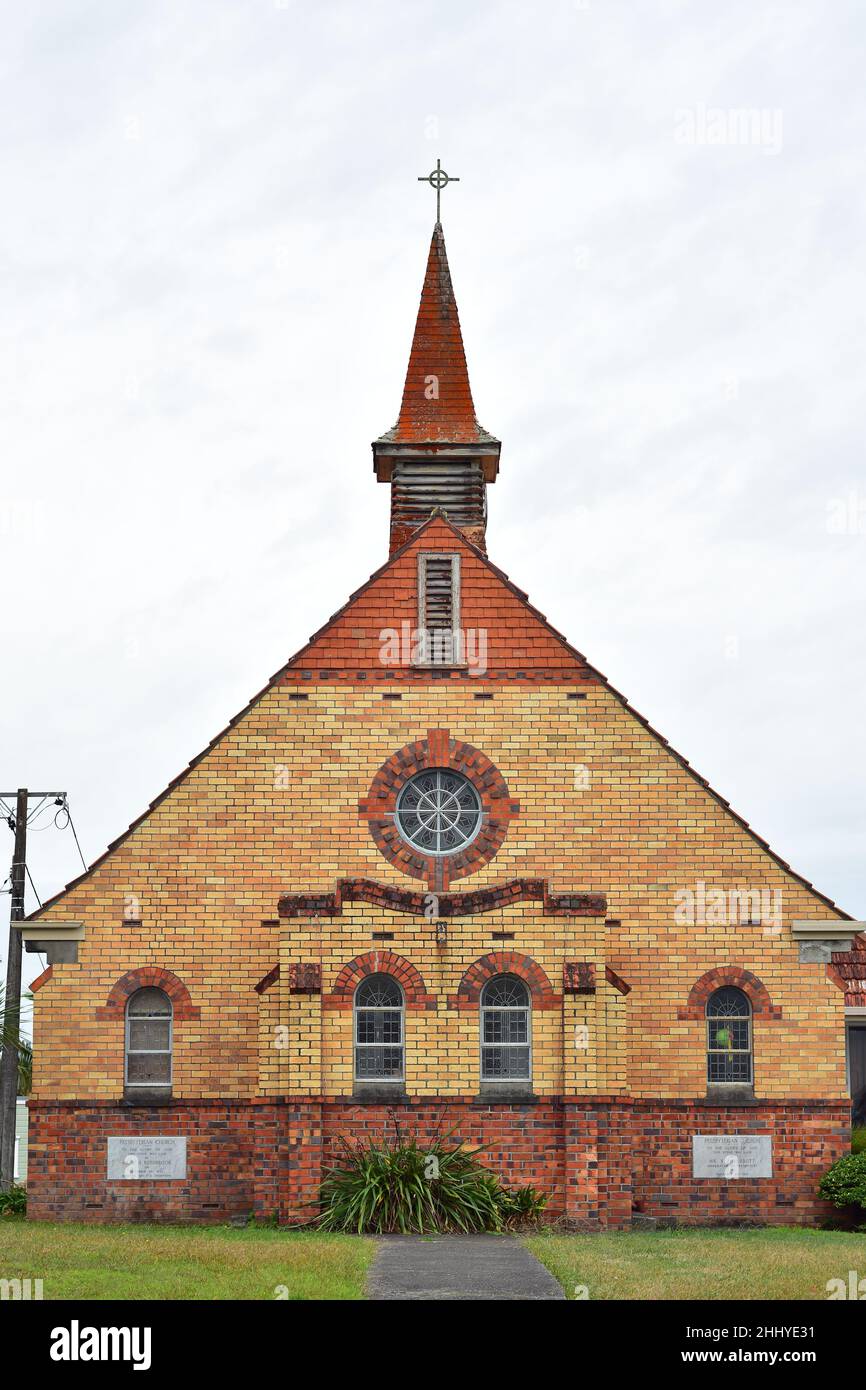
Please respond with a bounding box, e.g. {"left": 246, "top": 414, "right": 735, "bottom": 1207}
{"left": 25, "top": 864, "right": 42, "bottom": 910}
{"left": 61, "top": 799, "right": 88, "bottom": 874}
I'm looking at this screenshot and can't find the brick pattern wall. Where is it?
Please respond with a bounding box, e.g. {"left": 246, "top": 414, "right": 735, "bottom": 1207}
{"left": 630, "top": 1099, "right": 850, "bottom": 1225}
{"left": 28, "top": 1096, "right": 848, "bottom": 1227}
{"left": 27, "top": 1102, "right": 264, "bottom": 1224}
{"left": 26, "top": 517, "right": 851, "bottom": 1225}
{"left": 322, "top": 1099, "right": 567, "bottom": 1215}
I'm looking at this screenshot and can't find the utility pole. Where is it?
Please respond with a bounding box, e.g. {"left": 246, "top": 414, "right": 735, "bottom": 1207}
{"left": 0, "top": 788, "right": 65, "bottom": 1192}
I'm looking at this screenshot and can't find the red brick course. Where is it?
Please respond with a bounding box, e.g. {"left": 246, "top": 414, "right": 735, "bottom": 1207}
{"left": 278, "top": 876, "right": 606, "bottom": 920}
{"left": 324, "top": 951, "right": 435, "bottom": 1011}
{"left": 28, "top": 1096, "right": 849, "bottom": 1228}
{"left": 678, "top": 967, "right": 782, "bottom": 1021}
{"left": 629, "top": 1099, "right": 849, "bottom": 1226}
{"left": 94, "top": 967, "right": 200, "bottom": 1021}
{"left": 448, "top": 951, "right": 561, "bottom": 1011}
{"left": 359, "top": 730, "right": 519, "bottom": 888}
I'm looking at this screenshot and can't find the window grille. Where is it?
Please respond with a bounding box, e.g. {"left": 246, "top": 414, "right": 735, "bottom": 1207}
{"left": 354, "top": 975, "right": 404, "bottom": 1082}
{"left": 394, "top": 768, "right": 482, "bottom": 856}
{"left": 480, "top": 975, "right": 531, "bottom": 1081}
{"left": 706, "top": 986, "right": 752, "bottom": 1084}
{"left": 125, "top": 987, "right": 172, "bottom": 1090}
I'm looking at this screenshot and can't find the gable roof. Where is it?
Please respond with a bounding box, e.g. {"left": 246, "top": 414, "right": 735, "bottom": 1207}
{"left": 30, "top": 512, "right": 851, "bottom": 919}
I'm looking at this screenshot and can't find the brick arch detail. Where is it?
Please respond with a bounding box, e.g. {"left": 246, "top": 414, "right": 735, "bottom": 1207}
{"left": 359, "top": 728, "right": 519, "bottom": 891}
{"left": 677, "top": 967, "right": 782, "bottom": 1021}
{"left": 449, "top": 952, "right": 561, "bottom": 1011}
{"left": 324, "top": 951, "right": 436, "bottom": 1012}
{"left": 95, "top": 967, "right": 200, "bottom": 1021}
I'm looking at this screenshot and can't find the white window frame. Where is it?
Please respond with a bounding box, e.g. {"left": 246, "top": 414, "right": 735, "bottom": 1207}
{"left": 706, "top": 987, "right": 752, "bottom": 1085}
{"left": 480, "top": 975, "right": 532, "bottom": 1083}
{"left": 393, "top": 768, "right": 483, "bottom": 857}
{"left": 353, "top": 976, "right": 405, "bottom": 1083}
{"left": 125, "top": 988, "right": 173, "bottom": 1090}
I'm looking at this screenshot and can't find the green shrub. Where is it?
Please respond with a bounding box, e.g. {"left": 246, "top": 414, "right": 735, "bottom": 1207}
{"left": 819, "top": 1152, "right": 866, "bottom": 1212}
{"left": 851, "top": 1127, "right": 866, "bottom": 1155}
{"left": 496, "top": 1183, "right": 549, "bottom": 1224}
{"left": 0, "top": 1185, "right": 27, "bottom": 1217}
{"left": 318, "top": 1129, "right": 547, "bottom": 1235}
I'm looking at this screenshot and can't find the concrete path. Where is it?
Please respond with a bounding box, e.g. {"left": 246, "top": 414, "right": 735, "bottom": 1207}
{"left": 367, "top": 1234, "right": 565, "bottom": 1301}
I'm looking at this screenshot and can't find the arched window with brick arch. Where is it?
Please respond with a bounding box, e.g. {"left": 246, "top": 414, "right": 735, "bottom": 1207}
{"left": 706, "top": 986, "right": 752, "bottom": 1085}
{"left": 354, "top": 975, "right": 404, "bottom": 1084}
{"left": 125, "top": 987, "right": 172, "bottom": 1097}
{"left": 480, "top": 974, "right": 531, "bottom": 1082}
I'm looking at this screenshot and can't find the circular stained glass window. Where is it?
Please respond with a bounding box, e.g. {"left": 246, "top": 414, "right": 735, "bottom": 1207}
{"left": 394, "top": 769, "right": 483, "bottom": 856}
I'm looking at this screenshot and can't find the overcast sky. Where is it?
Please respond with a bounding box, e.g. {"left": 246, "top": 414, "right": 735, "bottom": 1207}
{"left": 2, "top": 0, "right": 865, "bottom": 1004}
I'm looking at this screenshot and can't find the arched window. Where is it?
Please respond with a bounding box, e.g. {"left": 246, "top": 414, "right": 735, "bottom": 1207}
{"left": 480, "top": 974, "right": 530, "bottom": 1081}
{"left": 125, "top": 987, "right": 172, "bottom": 1093}
{"left": 354, "top": 975, "right": 404, "bottom": 1082}
{"left": 706, "top": 986, "right": 752, "bottom": 1084}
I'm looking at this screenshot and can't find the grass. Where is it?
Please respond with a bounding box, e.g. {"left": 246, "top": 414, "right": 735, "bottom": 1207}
{"left": 523, "top": 1227, "right": 866, "bottom": 1300}
{"left": 0, "top": 1220, "right": 375, "bottom": 1300}
{"left": 5, "top": 1216, "right": 865, "bottom": 1302}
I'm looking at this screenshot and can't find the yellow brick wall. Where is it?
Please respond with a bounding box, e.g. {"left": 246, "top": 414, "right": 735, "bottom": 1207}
{"left": 30, "top": 682, "right": 849, "bottom": 1102}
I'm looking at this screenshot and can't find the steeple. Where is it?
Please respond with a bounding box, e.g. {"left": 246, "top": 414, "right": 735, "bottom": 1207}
{"left": 373, "top": 222, "right": 500, "bottom": 555}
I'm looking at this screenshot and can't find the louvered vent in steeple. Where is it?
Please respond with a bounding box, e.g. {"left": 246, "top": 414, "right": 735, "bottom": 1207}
{"left": 392, "top": 461, "right": 486, "bottom": 535}
{"left": 373, "top": 222, "right": 500, "bottom": 556}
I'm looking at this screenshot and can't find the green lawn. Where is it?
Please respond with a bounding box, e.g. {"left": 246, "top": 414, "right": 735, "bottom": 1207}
{"left": 4, "top": 1219, "right": 865, "bottom": 1301}
{"left": 523, "top": 1227, "right": 866, "bottom": 1300}
{"left": 0, "top": 1220, "right": 375, "bottom": 1300}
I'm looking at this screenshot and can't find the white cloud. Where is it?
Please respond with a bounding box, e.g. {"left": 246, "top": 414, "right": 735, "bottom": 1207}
{"left": 1, "top": 0, "right": 865, "bottom": 996}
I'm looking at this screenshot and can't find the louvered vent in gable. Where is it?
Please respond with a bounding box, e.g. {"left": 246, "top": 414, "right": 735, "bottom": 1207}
{"left": 417, "top": 553, "right": 461, "bottom": 665}
{"left": 423, "top": 556, "right": 455, "bottom": 630}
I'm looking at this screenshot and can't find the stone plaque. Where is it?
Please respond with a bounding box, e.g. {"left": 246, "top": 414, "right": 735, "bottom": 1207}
{"left": 107, "top": 1136, "right": 187, "bottom": 1181}
{"left": 692, "top": 1134, "right": 772, "bottom": 1179}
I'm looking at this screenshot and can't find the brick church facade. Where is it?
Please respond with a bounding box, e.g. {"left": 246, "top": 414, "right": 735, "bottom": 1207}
{"left": 24, "top": 220, "right": 866, "bottom": 1227}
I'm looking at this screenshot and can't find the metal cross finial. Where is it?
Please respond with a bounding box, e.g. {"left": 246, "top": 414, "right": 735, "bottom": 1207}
{"left": 418, "top": 158, "right": 459, "bottom": 222}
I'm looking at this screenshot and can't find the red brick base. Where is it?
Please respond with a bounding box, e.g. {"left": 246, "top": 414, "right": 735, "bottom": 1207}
{"left": 25, "top": 1096, "right": 850, "bottom": 1228}
{"left": 629, "top": 1099, "right": 851, "bottom": 1226}
{"left": 25, "top": 1101, "right": 322, "bottom": 1225}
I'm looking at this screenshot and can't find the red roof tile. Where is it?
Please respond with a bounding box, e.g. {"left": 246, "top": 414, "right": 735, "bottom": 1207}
{"left": 380, "top": 223, "right": 496, "bottom": 445}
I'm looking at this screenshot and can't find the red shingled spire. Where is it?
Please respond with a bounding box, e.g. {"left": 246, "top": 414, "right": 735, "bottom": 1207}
{"left": 373, "top": 221, "right": 500, "bottom": 555}
{"left": 390, "top": 223, "right": 490, "bottom": 444}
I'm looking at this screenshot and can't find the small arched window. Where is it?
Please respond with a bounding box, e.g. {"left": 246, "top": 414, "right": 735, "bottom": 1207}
{"left": 125, "top": 987, "right": 172, "bottom": 1093}
{"left": 354, "top": 975, "right": 404, "bottom": 1082}
{"left": 706, "top": 986, "right": 752, "bottom": 1084}
{"left": 481, "top": 975, "right": 530, "bottom": 1081}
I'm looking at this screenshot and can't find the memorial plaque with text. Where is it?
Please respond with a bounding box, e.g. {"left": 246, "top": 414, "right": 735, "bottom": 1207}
{"left": 107, "top": 1136, "right": 187, "bottom": 1180}
{"left": 692, "top": 1134, "right": 772, "bottom": 1179}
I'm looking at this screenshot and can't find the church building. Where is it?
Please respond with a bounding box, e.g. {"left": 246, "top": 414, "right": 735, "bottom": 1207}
{"left": 23, "top": 212, "right": 866, "bottom": 1227}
